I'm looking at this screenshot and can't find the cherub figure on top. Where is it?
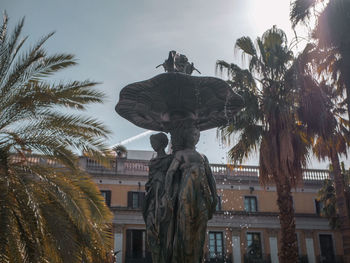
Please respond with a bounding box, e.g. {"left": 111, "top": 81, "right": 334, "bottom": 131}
{"left": 156, "top": 50, "right": 201, "bottom": 75}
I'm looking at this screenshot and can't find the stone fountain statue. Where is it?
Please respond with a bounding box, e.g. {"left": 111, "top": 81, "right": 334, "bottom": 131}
{"left": 115, "top": 51, "right": 244, "bottom": 263}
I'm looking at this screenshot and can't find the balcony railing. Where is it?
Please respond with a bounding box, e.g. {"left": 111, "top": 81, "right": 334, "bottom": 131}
{"left": 204, "top": 253, "right": 232, "bottom": 263}
{"left": 9, "top": 154, "right": 330, "bottom": 182}
{"left": 243, "top": 253, "right": 271, "bottom": 263}
{"left": 10, "top": 154, "right": 64, "bottom": 168}
{"left": 211, "top": 164, "right": 330, "bottom": 181}
{"left": 83, "top": 157, "right": 330, "bottom": 181}
{"left": 316, "top": 255, "right": 344, "bottom": 263}
{"left": 123, "top": 160, "right": 149, "bottom": 173}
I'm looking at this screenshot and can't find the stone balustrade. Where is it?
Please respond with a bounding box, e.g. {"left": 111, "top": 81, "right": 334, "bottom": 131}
{"left": 10, "top": 155, "right": 329, "bottom": 181}
{"left": 83, "top": 157, "right": 330, "bottom": 181}
{"left": 303, "top": 169, "right": 330, "bottom": 181}
{"left": 123, "top": 160, "right": 149, "bottom": 172}
{"left": 10, "top": 154, "right": 64, "bottom": 167}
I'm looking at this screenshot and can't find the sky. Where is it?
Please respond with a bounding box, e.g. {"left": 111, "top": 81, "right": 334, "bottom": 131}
{"left": 2, "top": 0, "right": 348, "bottom": 169}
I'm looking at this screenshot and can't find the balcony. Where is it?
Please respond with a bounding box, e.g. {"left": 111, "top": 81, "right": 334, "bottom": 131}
{"left": 204, "top": 253, "right": 232, "bottom": 263}
{"left": 243, "top": 253, "right": 271, "bottom": 263}
{"left": 82, "top": 157, "right": 330, "bottom": 182}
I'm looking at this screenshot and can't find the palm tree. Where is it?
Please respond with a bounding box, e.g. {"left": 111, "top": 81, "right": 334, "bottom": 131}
{"left": 308, "top": 83, "right": 350, "bottom": 260}
{"left": 216, "top": 26, "right": 312, "bottom": 263}
{"left": 0, "top": 13, "right": 113, "bottom": 263}
{"left": 290, "top": 0, "right": 350, "bottom": 120}
{"left": 290, "top": 2, "right": 350, "bottom": 252}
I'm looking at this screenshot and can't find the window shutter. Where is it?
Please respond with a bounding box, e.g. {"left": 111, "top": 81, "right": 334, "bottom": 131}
{"left": 216, "top": 196, "right": 222, "bottom": 211}
{"left": 127, "top": 192, "right": 133, "bottom": 208}
{"left": 315, "top": 200, "right": 321, "bottom": 215}
{"left": 251, "top": 197, "right": 257, "bottom": 212}
{"left": 105, "top": 191, "right": 111, "bottom": 207}
{"left": 139, "top": 192, "right": 145, "bottom": 209}
{"left": 126, "top": 229, "right": 132, "bottom": 258}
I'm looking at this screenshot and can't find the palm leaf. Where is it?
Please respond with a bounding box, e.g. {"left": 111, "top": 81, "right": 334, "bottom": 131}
{"left": 290, "top": 0, "right": 316, "bottom": 28}
{"left": 235, "top": 36, "right": 257, "bottom": 58}
{"left": 0, "top": 14, "right": 113, "bottom": 262}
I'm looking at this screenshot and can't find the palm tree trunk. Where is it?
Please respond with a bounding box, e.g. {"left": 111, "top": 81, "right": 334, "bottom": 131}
{"left": 274, "top": 172, "right": 298, "bottom": 263}
{"left": 330, "top": 147, "right": 350, "bottom": 261}
{"left": 0, "top": 149, "right": 10, "bottom": 261}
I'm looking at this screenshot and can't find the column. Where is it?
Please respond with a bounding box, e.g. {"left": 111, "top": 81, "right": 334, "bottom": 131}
{"left": 269, "top": 237, "right": 278, "bottom": 263}
{"left": 305, "top": 238, "right": 315, "bottom": 263}
{"left": 114, "top": 225, "right": 123, "bottom": 263}
{"left": 232, "top": 230, "right": 241, "bottom": 263}
{"left": 266, "top": 229, "right": 279, "bottom": 263}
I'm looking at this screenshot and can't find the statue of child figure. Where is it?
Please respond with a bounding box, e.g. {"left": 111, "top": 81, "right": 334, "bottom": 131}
{"left": 142, "top": 133, "right": 173, "bottom": 263}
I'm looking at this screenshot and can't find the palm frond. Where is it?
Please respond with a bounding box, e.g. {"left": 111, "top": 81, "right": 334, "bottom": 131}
{"left": 225, "top": 124, "right": 263, "bottom": 164}
{"left": 290, "top": 0, "right": 317, "bottom": 28}
{"left": 0, "top": 11, "right": 9, "bottom": 44}
{"left": 235, "top": 36, "right": 257, "bottom": 58}
{"left": 0, "top": 32, "right": 53, "bottom": 95}
{"left": 0, "top": 15, "right": 26, "bottom": 83}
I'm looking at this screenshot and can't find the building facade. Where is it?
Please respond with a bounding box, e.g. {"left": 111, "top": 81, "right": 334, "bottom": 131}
{"left": 81, "top": 150, "right": 344, "bottom": 263}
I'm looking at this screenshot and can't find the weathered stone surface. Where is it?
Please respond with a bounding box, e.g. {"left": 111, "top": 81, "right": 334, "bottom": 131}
{"left": 143, "top": 133, "right": 172, "bottom": 263}
{"left": 115, "top": 72, "right": 243, "bottom": 132}
{"left": 115, "top": 63, "right": 244, "bottom": 263}
{"left": 166, "top": 129, "right": 218, "bottom": 263}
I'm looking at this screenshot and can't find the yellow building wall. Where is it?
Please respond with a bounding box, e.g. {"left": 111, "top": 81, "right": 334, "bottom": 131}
{"left": 219, "top": 189, "right": 318, "bottom": 214}
{"left": 292, "top": 192, "right": 317, "bottom": 213}
{"left": 99, "top": 183, "right": 319, "bottom": 214}
{"left": 98, "top": 184, "right": 146, "bottom": 207}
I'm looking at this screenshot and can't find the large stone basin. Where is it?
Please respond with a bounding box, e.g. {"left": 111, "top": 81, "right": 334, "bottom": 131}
{"left": 115, "top": 72, "right": 243, "bottom": 131}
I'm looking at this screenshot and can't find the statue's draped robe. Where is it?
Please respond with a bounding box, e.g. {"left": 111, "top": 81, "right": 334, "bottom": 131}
{"left": 142, "top": 154, "right": 173, "bottom": 263}
{"left": 144, "top": 151, "right": 216, "bottom": 263}
{"left": 165, "top": 150, "right": 216, "bottom": 263}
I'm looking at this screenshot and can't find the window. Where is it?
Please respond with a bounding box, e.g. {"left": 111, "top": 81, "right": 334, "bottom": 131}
{"left": 132, "top": 192, "right": 139, "bottom": 208}
{"left": 244, "top": 196, "right": 257, "bottom": 212}
{"left": 127, "top": 191, "right": 145, "bottom": 209}
{"left": 319, "top": 234, "right": 335, "bottom": 263}
{"left": 315, "top": 199, "right": 324, "bottom": 216}
{"left": 246, "top": 232, "right": 262, "bottom": 260}
{"left": 100, "top": 190, "right": 111, "bottom": 207}
{"left": 216, "top": 196, "right": 222, "bottom": 211}
{"left": 296, "top": 233, "right": 302, "bottom": 256}
{"left": 209, "top": 232, "right": 223, "bottom": 259}
{"left": 125, "top": 229, "right": 146, "bottom": 260}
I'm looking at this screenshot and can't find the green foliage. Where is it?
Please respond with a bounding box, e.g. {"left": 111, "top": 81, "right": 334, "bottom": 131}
{"left": 113, "top": 144, "right": 127, "bottom": 157}
{"left": 290, "top": 0, "right": 318, "bottom": 28}
{"left": 216, "top": 26, "right": 312, "bottom": 185}
{"left": 317, "top": 179, "right": 340, "bottom": 229}
{"left": 215, "top": 26, "right": 328, "bottom": 262}
{"left": 317, "top": 165, "right": 350, "bottom": 229}
{"left": 0, "top": 12, "right": 113, "bottom": 262}
{"left": 290, "top": 0, "right": 350, "bottom": 119}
